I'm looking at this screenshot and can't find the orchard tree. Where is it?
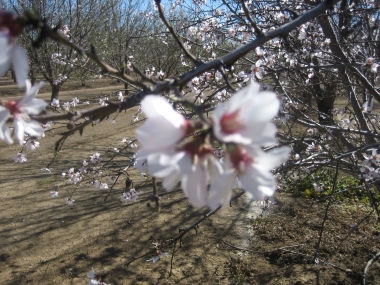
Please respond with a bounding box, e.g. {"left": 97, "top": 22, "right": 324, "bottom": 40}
{"left": 2, "top": 0, "right": 120, "bottom": 102}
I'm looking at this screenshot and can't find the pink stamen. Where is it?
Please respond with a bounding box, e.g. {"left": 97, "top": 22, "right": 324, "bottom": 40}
{"left": 220, "top": 110, "right": 243, "bottom": 134}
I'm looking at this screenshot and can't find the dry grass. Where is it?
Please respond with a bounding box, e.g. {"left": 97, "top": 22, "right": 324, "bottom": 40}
{"left": 0, "top": 75, "right": 378, "bottom": 284}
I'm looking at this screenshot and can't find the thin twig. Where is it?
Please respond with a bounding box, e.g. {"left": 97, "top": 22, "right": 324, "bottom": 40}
{"left": 154, "top": 0, "right": 200, "bottom": 66}
{"left": 313, "top": 161, "right": 339, "bottom": 260}
{"left": 363, "top": 252, "right": 380, "bottom": 285}
{"left": 168, "top": 241, "right": 177, "bottom": 278}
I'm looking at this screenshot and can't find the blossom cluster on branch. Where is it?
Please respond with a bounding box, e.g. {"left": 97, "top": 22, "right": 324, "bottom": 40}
{"left": 135, "top": 83, "right": 289, "bottom": 209}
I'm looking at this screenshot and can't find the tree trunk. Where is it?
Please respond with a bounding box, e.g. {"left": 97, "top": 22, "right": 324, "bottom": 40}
{"left": 11, "top": 70, "right": 16, "bottom": 83}
{"left": 51, "top": 84, "right": 60, "bottom": 102}
{"left": 316, "top": 83, "right": 336, "bottom": 125}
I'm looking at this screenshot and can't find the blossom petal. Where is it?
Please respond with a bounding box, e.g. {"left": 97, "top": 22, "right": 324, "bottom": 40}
{"left": 146, "top": 151, "right": 186, "bottom": 178}
{"left": 136, "top": 116, "right": 185, "bottom": 153}
{"left": 22, "top": 98, "right": 47, "bottom": 115}
{"left": 239, "top": 165, "right": 275, "bottom": 200}
{"left": 0, "top": 33, "right": 12, "bottom": 74}
{"left": 208, "top": 169, "right": 235, "bottom": 210}
{"left": 18, "top": 81, "right": 45, "bottom": 111}
{"left": 162, "top": 169, "right": 182, "bottom": 190}
{"left": 252, "top": 146, "right": 290, "bottom": 170}
{"left": 181, "top": 162, "right": 208, "bottom": 208}
{"left": 12, "top": 44, "right": 29, "bottom": 87}
{"left": 141, "top": 95, "right": 185, "bottom": 129}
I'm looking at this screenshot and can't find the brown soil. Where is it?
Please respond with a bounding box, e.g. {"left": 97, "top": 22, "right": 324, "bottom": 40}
{"left": 0, "top": 76, "right": 379, "bottom": 285}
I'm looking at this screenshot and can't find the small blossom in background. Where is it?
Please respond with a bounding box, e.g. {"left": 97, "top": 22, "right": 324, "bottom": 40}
{"left": 252, "top": 60, "right": 264, "bottom": 80}
{"left": 87, "top": 269, "right": 107, "bottom": 285}
{"left": 362, "top": 100, "right": 372, "bottom": 113}
{"left": 146, "top": 249, "right": 170, "bottom": 263}
{"left": 70, "top": 97, "right": 79, "bottom": 107}
{"left": 24, "top": 138, "right": 39, "bottom": 151}
{"left": 50, "top": 191, "right": 58, "bottom": 198}
{"left": 62, "top": 167, "right": 82, "bottom": 184}
{"left": 120, "top": 188, "right": 139, "bottom": 203}
{"left": 363, "top": 149, "right": 380, "bottom": 165}
{"left": 50, "top": 98, "right": 60, "bottom": 108}
{"left": 65, "top": 197, "right": 75, "bottom": 206}
{"left": 99, "top": 97, "right": 108, "bottom": 106}
{"left": 99, "top": 182, "right": 108, "bottom": 189}
{"left": 90, "top": 152, "right": 102, "bottom": 164}
{"left": 131, "top": 115, "right": 139, "bottom": 122}
{"left": 117, "top": 91, "right": 123, "bottom": 101}
{"left": 13, "top": 152, "right": 26, "bottom": 163}
{"left": 313, "top": 183, "right": 323, "bottom": 192}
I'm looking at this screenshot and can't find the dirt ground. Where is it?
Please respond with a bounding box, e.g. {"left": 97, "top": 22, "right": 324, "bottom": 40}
{"left": 0, "top": 76, "right": 379, "bottom": 285}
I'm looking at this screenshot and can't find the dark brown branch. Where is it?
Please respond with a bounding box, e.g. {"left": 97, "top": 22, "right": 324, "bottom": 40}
{"left": 241, "top": 0, "right": 264, "bottom": 37}
{"left": 154, "top": 0, "right": 201, "bottom": 66}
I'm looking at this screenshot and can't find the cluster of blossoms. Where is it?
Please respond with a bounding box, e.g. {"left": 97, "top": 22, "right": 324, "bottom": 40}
{"left": 62, "top": 167, "right": 83, "bottom": 185}
{"left": 51, "top": 53, "right": 69, "bottom": 66}
{"left": 360, "top": 149, "right": 380, "bottom": 181}
{"left": 53, "top": 74, "right": 67, "bottom": 85}
{"left": 120, "top": 188, "right": 139, "bottom": 203}
{"left": 135, "top": 83, "right": 289, "bottom": 209}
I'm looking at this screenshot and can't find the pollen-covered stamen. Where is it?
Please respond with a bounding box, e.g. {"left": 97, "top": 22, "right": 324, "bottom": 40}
{"left": 228, "top": 145, "right": 253, "bottom": 173}
{"left": 220, "top": 109, "right": 243, "bottom": 134}
{"left": 180, "top": 134, "right": 215, "bottom": 166}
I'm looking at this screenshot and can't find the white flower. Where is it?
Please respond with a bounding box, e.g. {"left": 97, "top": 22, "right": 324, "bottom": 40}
{"left": 362, "top": 100, "right": 372, "bottom": 113}
{"left": 25, "top": 139, "right": 39, "bottom": 151}
{"left": 146, "top": 250, "right": 170, "bottom": 263}
{"left": 65, "top": 198, "right": 75, "bottom": 205}
{"left": 70, "top": 97, "right": 79, "bottom": 107}
{"left": 117, "top": 91, "right": 123, "bottom": 101}
{"left": 212, "top": 83, "right": 279, "bottom": 146}
{"left": 99, "top": 182, "right": 108, "bottom": 189}
{"left": 0, "top": 80, "right": 46, "bottom": 144}
{"left": 90, "top": 152, "right": 102, "bottom": 164}
{"left": 87, "top": 269, "right": 107, "bottom": 285}
{"left": 208, "top": 146, "right": 289, "bottom": 210}
{"left": 252, "top": 60, "right": 264, "bottom": 80}
{"left": 136, "top": 95, "right": 193, "bottom": 156}
{"left": 50, "top": 191, "right": 58, "bottom": 198}
{"left": 363, "top": 149, "right": 380, "bottom": 165}
{"left": 50, "top": 98, "right": 60, "bottom": 108}
{"left": 0, "top": 31, "right": 28, "bottom": 87}
{"left": 299, "top": 30, "right": 307, "bottom": 40}
{"left": 13, "top": 152, "right": 27, "bottom": 163}
{"left": 144, "top": 138, "right": 222, "bottom": 208}
{"left": 120, "top": 188, "right": 139, "bottom": 203}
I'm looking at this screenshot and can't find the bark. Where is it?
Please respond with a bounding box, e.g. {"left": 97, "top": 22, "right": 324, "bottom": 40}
{"left": 51, "top": 84, "right": 60, "bottom": 102}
